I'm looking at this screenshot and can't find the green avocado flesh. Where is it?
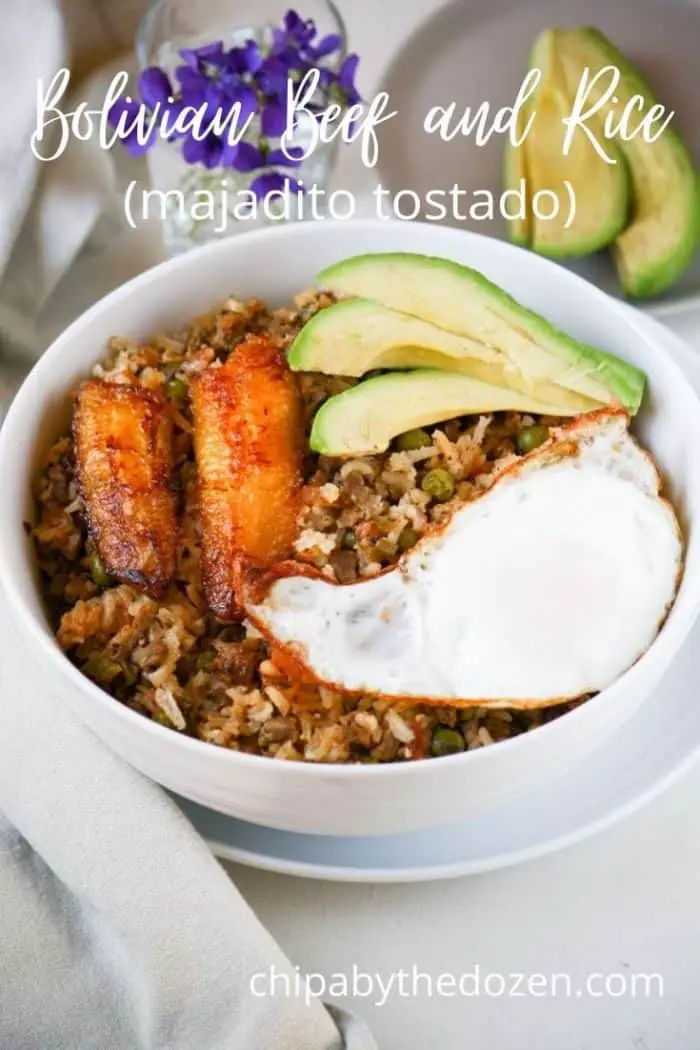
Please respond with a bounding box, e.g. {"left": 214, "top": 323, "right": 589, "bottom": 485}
{"left": 558, "top": 27, "right": 700, "bottom": 298}
{"left": 311, "top": 369, "right": 591, "bottom": 456}
{"left": 523, "top": 29, "right": 629, "bottom": 258}
{"left": 290, "top": 297, "right": 598, "bottom": 415}
{"left": 316, "top": 253, "right": 646, "bottom": 413}
{"left": 289, "top": 297, "right": 504, "bottom": 371}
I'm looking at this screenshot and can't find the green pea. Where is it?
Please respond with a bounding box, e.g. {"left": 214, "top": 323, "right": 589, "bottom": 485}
{"left": 121, "top": 665, "right": 138, "bottom": 686}
{"left": 421, "top": 468, "right": 455, "bottom": 503}
{"left": 431, "top": 726, "right": 466, "bottom": 757}
{"left": 87, "top": 655, "right": 122, "bottom": 683}
{"left": 166, "top": 377, "right": 189, "bottom": 407}
{"left": 516, "top": 424, "right": 549, "bottom": 455}
{"left": 90, "top": 551, "right": 113, "bottom": 588}
{"left": 395, "top": 428, "right": 432, "bottom": 452}
{"left": 152, "top": 710, "right": 172, "bottom": 727}
{"left": 196, "top": 650, "right": 216, "bottom": 671}
{"left": 340, "top": 528, "right": 357, "bottom": 550}
{"left": 398, "top": 526, "right": 419, "bottom": 552}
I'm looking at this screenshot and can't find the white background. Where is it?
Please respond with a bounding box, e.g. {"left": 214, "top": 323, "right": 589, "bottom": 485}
{"left": 221, "top": 2, "right": 700, "bottom": 1047}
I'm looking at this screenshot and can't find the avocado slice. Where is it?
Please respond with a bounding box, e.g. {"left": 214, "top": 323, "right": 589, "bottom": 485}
{"left": 311, "top": 369, "right": 589, "bottom": 457}
{"left": 290, "top": 297, "right": 599, "bottom": 415}
{"left": 524, "top": 29, "right": 629, "bottom": 258}
{"left": 289, "top": 297, "right": 504, "bottom": 372}
{"left": 558, "top": 27, "right": 700, "bottom": 298}
{"left": 317, "top": 253, "right": 646, "bottom": 413}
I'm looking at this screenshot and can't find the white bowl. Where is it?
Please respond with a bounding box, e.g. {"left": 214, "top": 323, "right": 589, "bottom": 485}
{"left": 2, "top": 219, "right": 700, "bottom": 837}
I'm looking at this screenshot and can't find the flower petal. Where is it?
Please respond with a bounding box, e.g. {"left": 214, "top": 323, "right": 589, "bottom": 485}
{"left": 270, "top": 27, "right": 287, "bottom": 58}
{"left": 197, "top": 41, "right": 226, "bottom": 64}
{"left": 228, "top": 141, "right": 265, "bottom": 172}
{"left": 181, "top": 135, "right": 207, "bottom": 164}
{"left": 267, "top": 145, "right": 304, "bottom": 167}
{"left": 123, "top": 132, "right": 158, "bottom": 157}
{"left": 242, "top": 39, "right": 263, "bottom": 73}
{"left": 178, "top": 48, "right": 201, "bottom": 71}
{"left": 284, "top": 10, "right": 305, "bottom": 35}
{"left": 284, "top": 10, "right": 316, "bottom": 49}
{"left": 222, "top": 46, "right": 246, "bottom": 76}
{"left": 256, "top": 57, "right": 290, "bottom": 97}
{"left": 202, "top": 82, "right": 229, "bottom": 123}
{"left": 250, "top": 170, "right": 303, "bottom": 199}
{"left": 219, "top": 138, "right": 240, "bottom": 168}
{"left": 261, "top": 102, "right": 288, "bottom": 138}
{"left": 308, "top": 33, "right": 342, "bottom": 59}
{"left": 139, "top": 67, "right": 173, "bottom": 109}
{"left": 203, "top": 137, "right": 224, "bottom": 169}
{"left": 224, "top": 82, "right": 258, "bottom": 125}
{"left": 179, "top": 41, "right": 225, "bottom": 70}
{"left": 160, "top": 98, "right": 185, "bottom": 138}
{"left": 175, "top": 64, "right": 209, "bottom": 102}
{"left": 339, "top": 53, "right": 359, "bottom": 90}
{"left": 107, "top": 96, "right": 140, "bottom": 129}
{"left": 181, "top": 133, "right": 222, "bottom": 168}
{"left": 337, "top": 53, "right": 362, "bottom": 105}
{"left": 108, "top": 97, "right": 159, "bottom": 155}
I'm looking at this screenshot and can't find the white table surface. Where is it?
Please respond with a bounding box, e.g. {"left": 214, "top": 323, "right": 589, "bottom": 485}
{"left": 219, "top": 4, "right": 700, "bottom": 1048}
{"left": 11, "top": 2, "right": 700, "bottom": 1047}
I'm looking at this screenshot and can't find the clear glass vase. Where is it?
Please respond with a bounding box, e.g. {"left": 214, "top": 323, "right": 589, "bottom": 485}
{"left": 136, "top": 0, "right": 347, "bottom": 255}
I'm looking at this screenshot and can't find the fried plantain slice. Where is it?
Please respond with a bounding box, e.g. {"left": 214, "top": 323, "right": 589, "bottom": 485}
{"left": 192, "top": 336, "right": 303, "bottom": 621}
{"left": 73, "top": 379, "right": 177, "bottom": 597}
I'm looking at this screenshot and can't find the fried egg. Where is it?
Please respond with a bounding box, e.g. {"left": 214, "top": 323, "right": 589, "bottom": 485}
{"left": 245, "top": 412, "right": 682, "bottom": 707}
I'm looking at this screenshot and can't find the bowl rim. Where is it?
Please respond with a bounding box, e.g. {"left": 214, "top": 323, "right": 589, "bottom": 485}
{"left": 3, "top": 217, "right": 700, "bottom": 780}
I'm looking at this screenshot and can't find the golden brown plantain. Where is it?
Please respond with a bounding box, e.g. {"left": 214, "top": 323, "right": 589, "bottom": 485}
{"left": 191, "top": 336, "right": 303, "bottom": 621}
{"left": 73, "top": 379, "right": 177, "bottom": 597}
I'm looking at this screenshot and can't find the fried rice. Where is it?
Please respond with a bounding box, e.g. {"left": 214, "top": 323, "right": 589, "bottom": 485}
{"left": 32, "top": 289, "right": 581, "bottom": 764}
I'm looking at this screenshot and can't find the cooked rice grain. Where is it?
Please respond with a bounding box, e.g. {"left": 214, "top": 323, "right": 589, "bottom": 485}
{"left": 33, "top": 290, "right": 579, "bottom": 763}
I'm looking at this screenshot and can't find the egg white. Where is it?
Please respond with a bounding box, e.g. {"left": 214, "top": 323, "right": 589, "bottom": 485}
{"left": 247, "top": 413, "right": 682, "bottom": 707}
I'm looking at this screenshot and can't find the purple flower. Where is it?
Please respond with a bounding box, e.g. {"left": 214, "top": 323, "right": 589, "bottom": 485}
{"left": 337, "top": 53, "right": 361, "bottom": 105}
{"left": 243, "top": 39, "right": 264, "bottom": 74}
{"left": 108, "top": 8, "right": 360, "bottom": 175}
{"left": 250, "top": 170, "right": 303, "bottom": 199}
{"left": 225, "top": 40, "right": 263, "bottom": 76}
{"left": 224, "top": 141, "right": 266, "bottom": 172}
{"left": 107, "top": 96, "right": 158, "bottom": 156}
{"left": 281, "top": 10, "right": 316, "bottom": 50}
{"left": 179, "top": 41, "right": 226, "bottom": 71}
{"left": 175, "top": 64, "right": 209, "bottom": 100}
{"left": 270, "top": 8, "right": 338, "bottom": 69}
{"left": 271, "top": 10, "right": 343, "bottom": 65}
{"left": 255, "top": 56, "right": 291, "bottom": 98}
{"left": 182, "top": 133, "right": 223, "bottom": 169}
{"left": 201, "top": 81, "right": 227, "bottom": 119}
{"left": 139, "top": 67, "right": 173, "bottom": 108}
{"left": 307, "top": 33, "right": 343, "bottom": 60}
{"left": 220, "top": 82, "right": 258, "bottom": 124}
{"left": 267, "top": 145, "right": 305, "bottom": 167}
{"left": 261, "top": 102, "right": 288, "bottom": 138}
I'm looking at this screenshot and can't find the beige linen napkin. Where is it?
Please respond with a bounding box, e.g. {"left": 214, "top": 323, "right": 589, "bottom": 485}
{"left": 0, "top": 602, "right": 375, "bottom": 1050}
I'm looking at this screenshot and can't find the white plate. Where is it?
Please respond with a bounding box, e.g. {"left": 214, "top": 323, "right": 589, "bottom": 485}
{"left": 375, "top": 0, "right": 700, "bottom": 315}
{"left": 174, "top": 311, "right": 700, "bottom": 882}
